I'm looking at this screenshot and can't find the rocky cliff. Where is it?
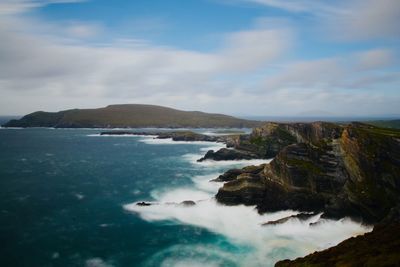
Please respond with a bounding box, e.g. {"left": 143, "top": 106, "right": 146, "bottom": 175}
{"left": 216, "top": 122, "right": 400, "bottom": 224}
{"left": 200, "top": 121, "right": 342, "bottom": 161}
{"left": 215, "top": 121, "right": 400, "bottom": 266}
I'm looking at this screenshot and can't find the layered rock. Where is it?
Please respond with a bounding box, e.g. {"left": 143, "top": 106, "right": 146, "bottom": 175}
{"left": 216, "top": 122, "right": 400, "bottom": 224}
{"left": 197, "top": 148, "right": 259, "bottom": 162}
{"left": 203, "top": 121, "right": 343, "bottom": 161}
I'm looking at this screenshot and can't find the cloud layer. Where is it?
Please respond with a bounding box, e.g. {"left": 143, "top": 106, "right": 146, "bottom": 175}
{"left": 0, "top": 0, "right": 399, "bottom": 116}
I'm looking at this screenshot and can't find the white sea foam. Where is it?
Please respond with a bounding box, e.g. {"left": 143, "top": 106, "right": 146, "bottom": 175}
{"left": 86, "top": 133, "right": 156, "bottom": 138}
{"left": 124, "top": 130, "right": 371, "bottom": 266}
{"left": 191, "top": 174, "right": 223, "bottom": 193}
{"left": 125, "top": 190, "right": 371, "bottom": 267}
{"left": 85, "top": 258, "right": 114, "bottom": 267}
{"left": 199, "top": 145, "right": 228, "bottom": 152}
{"left": 138, "top": 136, "right": 225, "bottom": 146}
{"left": 182, "top": 153, "right": 271, "bottom": 168}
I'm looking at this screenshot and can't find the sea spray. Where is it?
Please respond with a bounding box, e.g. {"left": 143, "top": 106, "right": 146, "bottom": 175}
{"left": 125, "top": 142, "right": 371, "bottom": 267}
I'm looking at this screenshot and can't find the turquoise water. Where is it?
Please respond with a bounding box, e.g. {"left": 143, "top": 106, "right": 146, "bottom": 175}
{"left": 0, "top": 128, "right": 369, "bottom": 267}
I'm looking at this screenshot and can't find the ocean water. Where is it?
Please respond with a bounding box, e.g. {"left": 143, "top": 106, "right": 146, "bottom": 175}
{"left": 0, "top": 128, "right": 370, "bottom": 267}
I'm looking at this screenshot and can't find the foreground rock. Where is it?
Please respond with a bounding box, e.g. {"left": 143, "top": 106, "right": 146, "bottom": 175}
{"left": 275, "top": 223, "right": 400, "bottom": 267}
{"left": 216, "top": 122, "right": 400, "bottom": 224}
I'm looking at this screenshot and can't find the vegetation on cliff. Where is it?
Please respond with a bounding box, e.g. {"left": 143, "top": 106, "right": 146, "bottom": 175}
{"left": 275, "top": 223, "right": 400, "bottom": 267}
{"left": 214, "top": 121, "right": 400, "bottom": 266}
{"left": 216, "top": 122, "right": 400, "bottom": 223}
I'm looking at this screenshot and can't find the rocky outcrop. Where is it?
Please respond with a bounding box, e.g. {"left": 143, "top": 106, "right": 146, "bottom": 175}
{"left": 212, "top": 165, "right": 266, "bottom": 182}
{"left": 216, "top": 122, "right": 400, "bottom": 224}
{"left": 262, "top": 212, "right": 317, "bottom": 226}
{"left": 197, "top": 148, "right": 260, "bottom": 162}
{"left": 275, "top": 223, "right": 400, "bottom": 267}
{"left": 204, "top": 121, "right": 343, "bottom": 161}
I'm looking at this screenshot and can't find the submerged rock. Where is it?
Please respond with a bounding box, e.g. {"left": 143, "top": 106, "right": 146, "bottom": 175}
{"left": 179, "top": 200, "right": 196, "bottom": 206}
{"left": 262, "top": 212, "right": 317, "bottom": 226}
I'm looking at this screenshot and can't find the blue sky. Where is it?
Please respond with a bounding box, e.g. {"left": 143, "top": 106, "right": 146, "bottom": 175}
{"left": 0, "top": 0, "right": 399, "bottom": 116}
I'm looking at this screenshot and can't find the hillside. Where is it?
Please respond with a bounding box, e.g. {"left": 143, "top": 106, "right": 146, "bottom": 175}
{"left": 2, "top": 104, "right": 262, "bottom": 128}
{"left": 366, "top": 119, "right": 400, "bottom": 129}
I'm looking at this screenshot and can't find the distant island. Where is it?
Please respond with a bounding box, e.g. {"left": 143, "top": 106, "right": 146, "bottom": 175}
{"left": 2, "top": 104, "right": 262, "bottom": 128}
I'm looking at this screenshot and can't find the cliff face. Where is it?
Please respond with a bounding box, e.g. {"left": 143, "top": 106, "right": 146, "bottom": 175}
{"left": 339, "top": 123, "right": 400, "bottom": 222}
{"left": 216, "top": 122, "right": 400, "bottom": 224}
{"left": 201, "top": 121, "right": 342, "bottom": 161}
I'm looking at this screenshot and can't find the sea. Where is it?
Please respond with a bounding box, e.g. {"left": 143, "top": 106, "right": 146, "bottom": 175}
{"left": 0, "top": 127, "right": 371, "bottom": 267}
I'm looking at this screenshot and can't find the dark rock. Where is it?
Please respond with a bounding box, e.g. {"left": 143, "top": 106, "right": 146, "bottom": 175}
{"left": 262, "top": 212, "right": 317, "bottom": 226}
{"left": 197, "top": 148, "right": 260, "bottom": 162}
{"left": 211, "top": 165, "right": 265, "bottom": 182}
{"left": 136, "top": 201, "right": 152, "bottom": 206}
{"left": 211, "top": 168, "right": 244, "bottom": 182}
{"left": 275, "top": 223, "right": 400, "bottom": 267}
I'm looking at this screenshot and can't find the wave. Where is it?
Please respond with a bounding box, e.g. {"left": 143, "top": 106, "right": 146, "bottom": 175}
{"left": 86, "top": 133, "right": 157, "bottom": 138}
{"left": 85, "top": 257, "right": 114, "bottom": 267}
{"left": 182, "top": 153, "right": 271, "bottom": 168}
{"left": 138, "top": 137, "right": 225, "bottom": 146}
{"left": 125, "top": 191, "right": 371, "bottom": 267}
{"left": 123, "top": 130, "right": 370, "bottom": 266}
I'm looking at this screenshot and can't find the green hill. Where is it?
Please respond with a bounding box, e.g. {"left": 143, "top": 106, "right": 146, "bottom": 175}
{"left": 3, "top": 104, "right": 262, "bottom": 128}
{"left": 366, "top": 119, "right": 400, "bottom": 129}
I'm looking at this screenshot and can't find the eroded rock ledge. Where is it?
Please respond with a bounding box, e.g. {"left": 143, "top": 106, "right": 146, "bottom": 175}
{"left": 216, "top": 122, "right": 400, "bottom": 224}
{"left": 213, "top": 121, "right": 400, "bottom": 266}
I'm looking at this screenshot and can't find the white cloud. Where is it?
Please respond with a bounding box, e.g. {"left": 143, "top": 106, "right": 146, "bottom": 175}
{"left": 0, "top": 0, "right": 398, "bottom": 117}
{"left": 262, "top": 49, "right": 399, "bottom": 91}
{"left": 0, "top": 0, "right": 86, "bottom": 15}
{"left": 355, "top": 49, "right": 395, "bottom": 71}
{"left": 0, "top": 13, "right": 292, "bottom": 114}
{"left": 239, "top": 0, "right": 400, "bottom": 42}
{"left": 327, "top": 0, "right": 400, "bottom": 41}
{"left": 242, "top": 0, "right": 343, "bottom": 15}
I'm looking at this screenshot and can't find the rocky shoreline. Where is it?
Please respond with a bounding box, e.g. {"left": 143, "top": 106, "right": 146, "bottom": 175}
{"left": 212, "top": 122, "right": 400, "bottom": 266}
{"left": 122, "top": 122, "right": 400, "bottom": 266}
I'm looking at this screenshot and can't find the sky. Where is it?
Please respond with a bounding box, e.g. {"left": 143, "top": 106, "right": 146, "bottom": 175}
{"left": 0, "top": 0, "right": 399, "bottom": 116}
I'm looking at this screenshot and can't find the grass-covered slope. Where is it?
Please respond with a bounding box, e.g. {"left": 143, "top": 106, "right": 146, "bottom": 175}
{"left": 3, "top": 104, "right": 262, "bottom": 128}
{"left": 366, "top": 119, "right": 400, "bottom": 129}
